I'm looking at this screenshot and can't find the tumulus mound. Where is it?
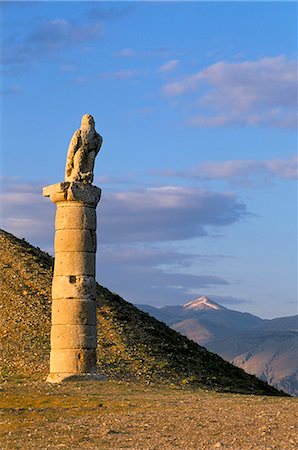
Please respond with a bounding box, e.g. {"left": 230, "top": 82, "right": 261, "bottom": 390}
{"left": 0, "top": 229, "right": 286, "bottom": 396}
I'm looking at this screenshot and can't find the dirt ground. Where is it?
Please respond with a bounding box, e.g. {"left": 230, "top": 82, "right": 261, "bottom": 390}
{"left": 0, "top": 380, "right": 297, "bottom": 450}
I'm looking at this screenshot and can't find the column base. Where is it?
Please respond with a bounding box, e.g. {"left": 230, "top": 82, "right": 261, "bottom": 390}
{"left": 46, "top": 372, "right": 106, "bottom": 384}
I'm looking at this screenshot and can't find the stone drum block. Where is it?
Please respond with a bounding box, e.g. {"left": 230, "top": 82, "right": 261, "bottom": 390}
{"left": 51, "top": 299, "right": 97, "bottom": 325}
{"left": 54, "top": 229, "right": 96, "bottom": 253}
{"left": 52, "top": 275, "right": 96, "bottom": 301}
{"left": 49, "top": 348, "right": 97, "bottom": 373}
{"left": 51, "top": 324, "right": 97, "bottom": 349}
{"left": 54, "top": 251, "right": 96, "bottom": 277}
{"left": 55, "top": 204, "right": 96, "bottom": 231}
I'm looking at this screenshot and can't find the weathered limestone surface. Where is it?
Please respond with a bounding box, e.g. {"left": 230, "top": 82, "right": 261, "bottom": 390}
{"left": 54, "top": 252, "right": 96, "bottom": 276}
{"left": 64, "top": 114, "right": 103, "bottom": 184}
{"left": 42, "top": 181, "right": 101, "bottom": 205}
{"left": 43, "top": 114, "right": 103, "bottom": 383}
{"left": 51, "top": 299, "right": 97, "bottom": 325}
{"left": 49, "top": 348, "right": 97, "bottom": 374}
{"left": 52, "top": 275, "right": 96, "bottom": 300}
{"left": 51, "top": 325, "right": 97, "bottom": 349}
{"left": 55, "top": 229, "right": 96, "bottom": 253}
{"left": 55, "top": 205, "right": 96, "bottom": 231}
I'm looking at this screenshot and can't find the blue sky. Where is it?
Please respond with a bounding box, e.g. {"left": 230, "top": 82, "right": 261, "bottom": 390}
{"left": 0, "top": 1, "right": 297, "bottom": 318}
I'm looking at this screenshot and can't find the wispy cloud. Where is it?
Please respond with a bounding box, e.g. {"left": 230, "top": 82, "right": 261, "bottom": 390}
{"left": 166, "top": 155, "right": 298, "bottom": 186}
{"left": 97, "top": 69, "right": 142, "bottom": 80}
{"left": 2, "top": 17, "right": 103, "bottom": 72}
{"left": 1, "top": 179, "right": 248, "bottom": 248}
{"left": 196, "top": 294, "right": 250, "bottom": 306}
{"left": 100, "top": 244, "right": 228, "bottom": 268}
{"left": 0, "top": 84, "right": 21, "bottom": 95}
{"left": 187, "top": 111, "right": 297, "bottom": 129}
{"left": 265, "top": 156, "right": 298, "bottom": 180}
{"left": 0, "top": 178, "right": 54, "bottom": 250}
{"left": 59, "top": 64, "right": 77, "bottom": 73}
{"left": 0, "top": 177, "right": 239, "bottom": 306}
{"left": 86, "top": 4, "right": 135, "bottom": 21}
{"left": 98, "top": 244, "right": 230, "bottom": 306}
{"left": 99, "top": 186, "right": 248, "bottom": 243}
{"left": 159, "top": 59, "right": 179, "bottom": 73}
{"left": 162, "top": 55, "right": 297, "bottom": 129}
{"left": 115, "top": 47, "right": 170, "bottom": 59}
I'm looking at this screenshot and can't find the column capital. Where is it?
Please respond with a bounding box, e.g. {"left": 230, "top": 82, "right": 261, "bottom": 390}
{"left": 42, "top": 182, "right": 101, "bottom": 206}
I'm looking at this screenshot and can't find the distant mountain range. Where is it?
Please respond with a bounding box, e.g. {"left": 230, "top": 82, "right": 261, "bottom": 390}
{"left": 137, "top": 296, "right": 298, "bottom": 396}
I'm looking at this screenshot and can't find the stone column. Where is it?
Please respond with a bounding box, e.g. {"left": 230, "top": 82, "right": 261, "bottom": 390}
{"left": 43, "top": 181, "right": 101, "bottom": 383}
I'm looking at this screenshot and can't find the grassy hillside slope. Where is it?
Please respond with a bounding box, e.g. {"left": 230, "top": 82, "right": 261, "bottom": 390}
{"left": 0, "top": 229, "right": 284, "bottom": 395}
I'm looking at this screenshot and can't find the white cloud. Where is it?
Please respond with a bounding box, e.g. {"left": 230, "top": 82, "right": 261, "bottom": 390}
{"left": 187, "top": 110, "right": 297, "bottom": 129}
{"left": 99, "top": 186, "right": 248, "bottom": 243}
{"left": 163, "top": 74, "right": 199, "bottom": 96}
{"left": 0, "top": 84, "right": 21, "bottom": 95}
{"left": 159, "top": 59, "right": 179, "bottom": 72}
{"left": 98, "top": 244, "right": 230, "bottom": 306}
{"left": 2, "top": 17, "right": 103, "bottom": 71}
{"left": 86, "top": 5, "right": 134, "bottom": 22}
{"left": 30, "top": 18, "right": 102, "bottom": 50}
{"left": 191, "top": 294, "right": 250, "bottom": 307}
{"left": 59, "top": 64, "right": 77, "bottom": 73}
{"left": 0, "top": 179, "right": 55, "bottom": 249}
{"left": 0, "top": 177, "right": 241, "bottom": 307}
{"left": 116, "top": 48, "right": 135, "bottom": 57}
{"left": 74, "top": 76, "right": 89, "bottom": 84}
{"left": 100, "top": 244, "right": 227, "bottom": 267}
{"left": 115, "top": 47, "right": 170, "bottom": 58}
{"left": 266, "top": 156, "right": 298, "bottom": 180}
{"left": 162, "top": 56, "right": 297, "bottom": 129}
{"left": 167, "top": 155, "right": 298, "bottom": 186}
{"left": 0, "top": 179, "right": 248, "bottom": 249}
{"left": 97, "top": 69, "right": 142, "bottom": 80}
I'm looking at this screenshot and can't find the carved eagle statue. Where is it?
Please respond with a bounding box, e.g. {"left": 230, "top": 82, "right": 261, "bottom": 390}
{"left": 65, "top": 114, "right": 103, "bottom": 184}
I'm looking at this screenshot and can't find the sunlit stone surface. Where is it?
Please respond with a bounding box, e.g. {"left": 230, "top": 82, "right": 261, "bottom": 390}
{"left": 43, "top": 115, "right": 103, "bottom": 383}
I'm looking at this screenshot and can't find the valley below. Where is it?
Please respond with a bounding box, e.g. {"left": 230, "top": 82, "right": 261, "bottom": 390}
{"left": 138, "top": 299, "right": 298, "bottom": 396}
{"left": 1, "top": 380, "right": 297, "bottom": 450}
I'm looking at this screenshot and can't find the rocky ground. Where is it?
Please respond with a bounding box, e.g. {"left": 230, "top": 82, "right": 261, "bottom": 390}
{"left": 0, "top": 229, "right": 283, "bottom": 395}
{"left": 0, "top": 380, "right": 297, "bottom": 449}
{"left": 1, "top": 229, "right": 295, "bottom": 448}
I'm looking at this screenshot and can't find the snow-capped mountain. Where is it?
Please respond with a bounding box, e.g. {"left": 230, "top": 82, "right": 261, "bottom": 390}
{"left": 183, "top": 296, "right": 226, "bottom": 311}
{"left": 136, "top": 298, "right": 298, "bottom": 396}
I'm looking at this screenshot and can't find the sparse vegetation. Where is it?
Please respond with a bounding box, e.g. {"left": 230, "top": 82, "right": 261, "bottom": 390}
{"left": 0, "top": 229, "right": 286, "bottom": 396}
{"left": 0, "top": 381, "right": 297, "bottom": 449}
{"left": 1, "top": 229, "right": 297, "bottom": 449}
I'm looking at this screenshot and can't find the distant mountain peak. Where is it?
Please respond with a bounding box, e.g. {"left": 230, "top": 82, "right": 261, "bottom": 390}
{"left": 183, "top": 296, "right": 225, "bottom": 311}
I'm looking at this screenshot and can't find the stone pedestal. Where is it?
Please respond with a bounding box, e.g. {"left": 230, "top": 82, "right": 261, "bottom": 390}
{"left": 43, "top": 181, "right": 101, "bottom": 383}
